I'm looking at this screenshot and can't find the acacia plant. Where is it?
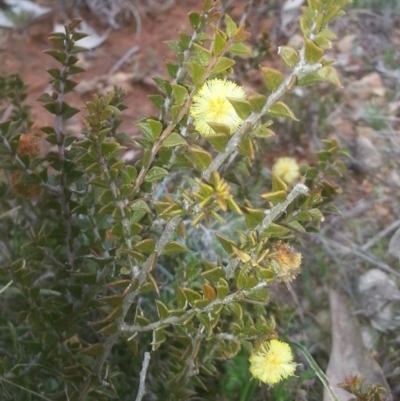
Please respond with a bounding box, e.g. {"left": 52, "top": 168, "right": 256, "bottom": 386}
{"left": 0, "top": 0, "right": 349, "bottom": 400}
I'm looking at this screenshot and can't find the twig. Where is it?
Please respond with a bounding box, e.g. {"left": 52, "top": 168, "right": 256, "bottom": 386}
{"left": 0, "top": 206, "right": 21, "bottom": 220}
{"left": 361, "top": 218, "right": 400, "bottom": 251}
{"left": 121, "top": 282, "right": 269, "bottom": 333}
{"left": 239, "top": 0, "right": 254, "bottom": 26}
{"left": 0, "top": 280, "right": 13, "bottom": 295}
{"left": 135, "top": 352, "right": 151, "bottom": 401}
{"left": 256, "top": 183, "right": 309, "bottom": 234}
{"left": 328, "top": 237, "right": 400, "bottom": 278}
{"left": 0, "top": 104, "right": 13, "bottom": 123}
{"left": 184, "top": 325, "right": 204, "bottom": 383}
{"left": 107, "top": 46, "right": 139, "bottom": 77}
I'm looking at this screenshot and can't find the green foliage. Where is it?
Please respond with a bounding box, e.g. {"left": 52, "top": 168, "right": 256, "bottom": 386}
{"left": 0, "top": 1, "right": 351, "bottom": 399}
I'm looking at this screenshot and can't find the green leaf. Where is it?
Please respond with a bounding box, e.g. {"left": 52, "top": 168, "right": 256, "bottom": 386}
{"left": 261, "top": 67, "right": 284, "bottom": 92}
{"left": 243, "top": 208, "right": 264, "bottom": 230}
{"left": 144, "top": 167, "right": 169, "bottom": 183}
{"left": 148, "top": 94, "right": 164, "bottom": 109}
{"left": 147, "top": 119, "right": 163, "bottom": 140}
{"left": 227, "top": 98, "right": 252, "bottom": 120}
{"left": 162, "top": 241, "right": 190, "bottom": 255}
{"left": 248, "top": 93, "right": 267, "bottom": 113}
{"left": 182, "top": 288, "right": 202, "bottom": 304}
{"left": 62, "top": 106, "right": 80, "bottom": 119}
{"left": 272, "top": 172, "right": 288, "bottom": 192}
{"left": 217, "top": 278, "right": 229, "bottom": 299}
{"left": 229, "top": 302, "right": 243, "bottom": 320}
{"left": 278, "top": 46, "right": 299, "bottom": 68}
{"left": 236, "top": 270, "right": 247, "bottom": 289}
{"left": 190, "top": 145, "right": 212, "bottom": 171}
{"left": 43, "top": 49, "right": 67, "bottom": 64}
{"left": 206, "top": 132, "right": 229, "bottom": 152}
{"left": 197, "top": 314, "right": 212, "bottom": 336}
{"left": 155, "top": 300, "right": 169, "bottom": 319}
{"left": 247, "top": 287, "right": 269, "bottom": 302}
{"left": 206, "top": 122, "right": 230, "bottom": 136}
{"left": 162, "top": 132, "right": 187, "bottom": 148}
{"left": 188, "top": 11, "right": 200, "bottom": 29}
{"left": 233, "top": 247, "right": 251, "bottom": 263}
{"left": 229, "top": 43, "right": 252, "bottom": 56}
{"left": 131, "top": 199, "right": 151, "bottom": 213}
{"left": 193, "top": 43, "right": 211, "bottom": 66}
{"left": 191, "top": 61, "right": 206, "bottom": 85}
{"left": 304, "top": 39, "right": 324, "bottom": 64}
{"left": 268, "top": 101, "right": 297, "bottom": 120}
{"left": 100, "top": 142, "right": 122, "bottom": 160}
{"left": 297, "top": 72, "right": 324, "bottom": 86}
{"left": 212, "top": 57, "right": 236, "bottom": 74}
{"left": 260, "top": 190, "right": 287, "bottom": 203}
{"left": 308, "top": 208, "right": 324, "bottom": 221}
{"left": 215, "top": 233, "right": 236, "bottom": 254}
{"left": 213, "top": 29, "right": 227, "bottom": 56}
{"left": 238, "top": 137, "right": 255, "bottom": 159}
{"left": 287, "top": 220, "right": 306, "bottom": 233}
{"left": 315, "top": 33, "right": 332, "bottom": 49}
{"left": 201, "top": 267, "right": 226, "bottom": 285}
{"left": 225, "top": 14, "right": 237, "bottom": 37}
{"left": 135, "top": 239, "right": 155, "bottom": 254}
{"left": 171, "top": 83, "right": 188, "bottom": 107}
{"left": 124, "top": 165, "right": 137, "bottom": 183}
{"left": 317, "top": 66, "right": 341, "bottom": 87}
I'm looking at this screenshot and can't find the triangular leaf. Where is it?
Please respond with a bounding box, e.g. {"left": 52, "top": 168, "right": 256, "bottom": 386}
{"left": 268, "top": 102, "right": 297, "bottom": 120}
{"left": 162, "top": 241, "right": 190, "bottom": 255}
{"left": 261, "top": 67, "right": 284, "bottom": 92}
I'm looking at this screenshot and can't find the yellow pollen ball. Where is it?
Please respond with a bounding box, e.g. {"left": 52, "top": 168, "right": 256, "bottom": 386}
{"left": 249, "top": 339, "right": 296, "bottom": 385}
{"left": 273, "top": 157, "right": 300, "bottom": 184}
{"left": 190, "top": 78, "right": 246, "bottom": 136}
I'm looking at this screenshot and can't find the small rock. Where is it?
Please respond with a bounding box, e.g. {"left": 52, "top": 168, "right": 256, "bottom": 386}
{"left": 337, "top": 34, "right": 357, "bottom": 53}
{"left": 348, "top": 72, "right": 386, "bottom": 100}
{"left": 355, "top": 136, "right": 382, "bottom": 170}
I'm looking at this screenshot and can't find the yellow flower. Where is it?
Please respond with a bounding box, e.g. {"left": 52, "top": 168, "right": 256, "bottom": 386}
{"left": 273, "top": 157, "right": 300, "bottom": 184}
{"left": 190, "top": 78, "right": 246, "bottom": 136}
{"left": 249, "top": 339, "right": 296, "bottom": 385}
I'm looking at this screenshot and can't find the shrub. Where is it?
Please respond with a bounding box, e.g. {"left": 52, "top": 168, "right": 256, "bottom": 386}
{"left": 0, "top": 1, "right": 349, "bottom": 399}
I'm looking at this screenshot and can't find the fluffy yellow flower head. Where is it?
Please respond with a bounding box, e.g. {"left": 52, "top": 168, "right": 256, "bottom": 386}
{"left": 190, "top": 78, "right": 246, "bottom": 136}
{"left": 273, "top": 157, "right": 300, "bottom": 184}
{"left": 249, "top": 339, "right": 296, "bottom": 385}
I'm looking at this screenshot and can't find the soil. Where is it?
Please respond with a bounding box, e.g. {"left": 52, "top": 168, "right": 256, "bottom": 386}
{"left": 0, "top": 1, "right": 279, "bottom": 139}
{"left": 0, "top": 1, "right": 207, "bottom": 135}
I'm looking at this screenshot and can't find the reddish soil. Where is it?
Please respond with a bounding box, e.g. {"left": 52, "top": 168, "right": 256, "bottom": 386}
{"left": 0, "top": 1, "right": 206, "bottom": 135}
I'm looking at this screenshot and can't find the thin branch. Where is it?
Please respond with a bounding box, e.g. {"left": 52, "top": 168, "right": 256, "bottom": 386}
{"left": 325, "top": 237, "right": 400, "bottom": 279}
{"left": 135, "top": 352, "right": 151, "bottom": 401}
{"left": 184, "top": 325, "right": 204, "bottom": 383}
{"left": 361, "top": 218, "right": 400, "bottom": 251}
{"left": 120, "top": 282, "right": 268, "bottom": 334}
{"left": 256, "top": 183, "right": 309, "bottom": 234}
{"left": 107, "top": 46, "right": 139, "bottom": 77}
{"left": 0, "top": 104, "right": 13, "bottom": 123}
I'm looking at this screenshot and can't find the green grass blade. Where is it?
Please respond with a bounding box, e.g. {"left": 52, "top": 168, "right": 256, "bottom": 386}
{"left": 289, "top": 341, "right": 340, "bottom": 401}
